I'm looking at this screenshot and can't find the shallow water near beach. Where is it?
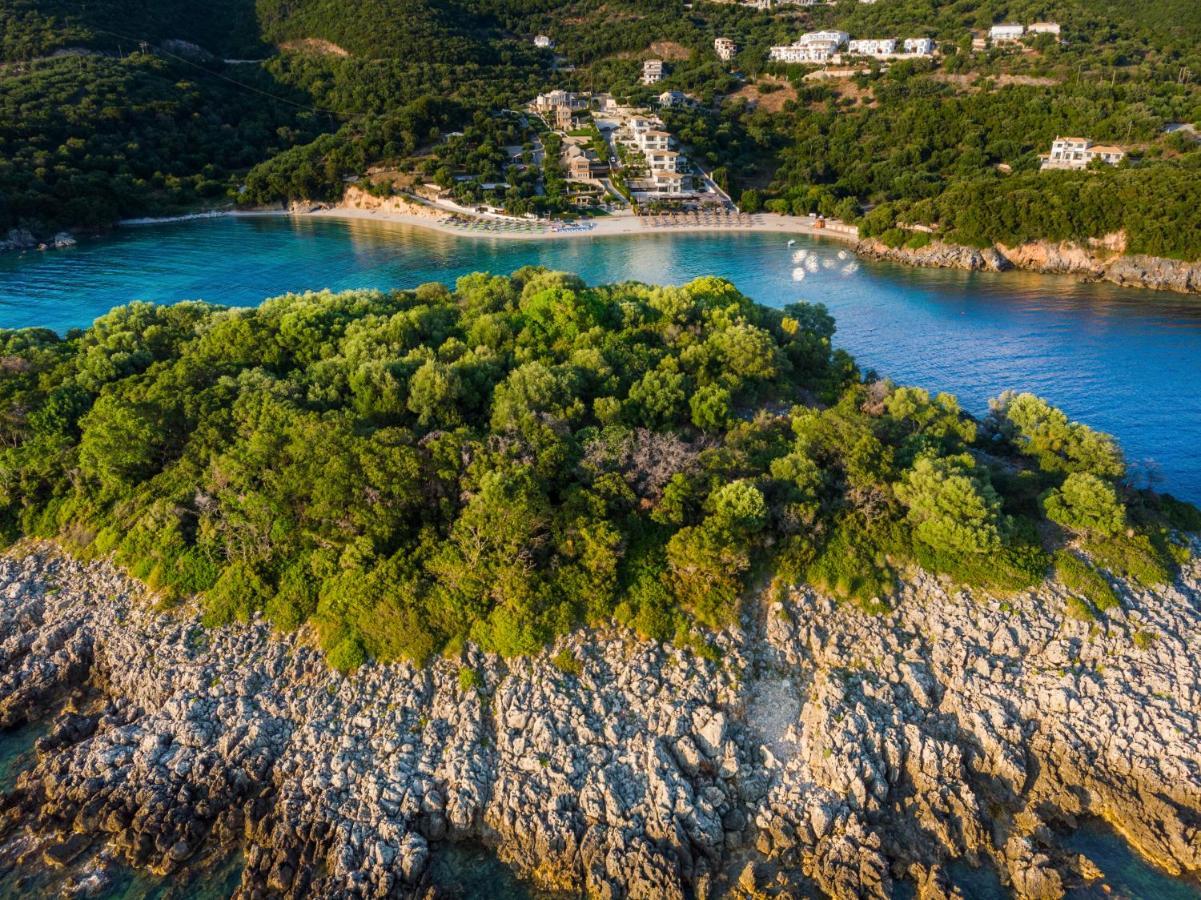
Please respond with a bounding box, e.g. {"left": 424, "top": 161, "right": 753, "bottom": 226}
{"left": 2, "top": 214, "right": 1198, "bottom": 503}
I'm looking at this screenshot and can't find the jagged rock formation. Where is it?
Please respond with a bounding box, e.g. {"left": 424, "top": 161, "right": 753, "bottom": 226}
{"left": 0, "top": 543, "right": 1198, "bottom": 898}
{"left": 856, "top": 238, "right": 1201, "bottom": 295}
{"left": 0, "top": 229, "right": 75, "bottom": 253}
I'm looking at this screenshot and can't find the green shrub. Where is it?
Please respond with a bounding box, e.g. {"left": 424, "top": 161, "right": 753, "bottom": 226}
{"left": 1156, "top": 494, "right": 1201, "bottom": 532}
{"left": 1042, "top": 473, "right": 1126, "bottom": 536}
{"left": 202, "top": 562, "right": 271, "bottom": 627}
{"left": 805, "top": 517, "right": 896, "bottom": 607}
{"left": 1085, "top": 531, "right": 1176, "bottom": 587}
{"left": 328, "top": 636, "right": 367, "bottom": 673}
{"left": 1064, "top": 595, "right": 1098, "bottom": 623}
{"left": 458, "top": 667, "right": 481, "bottom": 692}
{"left": 550, "top": 648, "right": 582, "bottom": 676}
{"left": 904, "top": 231, "right": 932, "bottom": 250}
{"left": 895, "top": 454, "right": 1005, "bottom": 556}
{"left": 915, "top": 539, "right": 1048, "bottom": 592}
{"left": 1054, "top": 550, "right": 1120, "bottom": 614}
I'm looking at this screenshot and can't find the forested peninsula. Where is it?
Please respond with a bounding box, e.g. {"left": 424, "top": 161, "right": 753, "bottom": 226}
{"left": 2, "top": 270, "right": 1195, "bottom": 668}
{"left": 0, "top": 272, "right": 1199, "bottom": 898}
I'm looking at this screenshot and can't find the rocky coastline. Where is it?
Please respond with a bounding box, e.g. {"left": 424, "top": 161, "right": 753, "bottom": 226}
{"left": 855, "top": 237, "right": 1201, "bottom": 295}
{"left": 0, "top": 542, "right": 1199, "bottom": 898}
{"left": 0, "top": 228, "right": 76, "bottom": 254}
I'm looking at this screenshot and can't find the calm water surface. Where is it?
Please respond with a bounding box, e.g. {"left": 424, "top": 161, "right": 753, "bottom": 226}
{"left": 1, "top": 215, "right": 1198, "bottom": 500}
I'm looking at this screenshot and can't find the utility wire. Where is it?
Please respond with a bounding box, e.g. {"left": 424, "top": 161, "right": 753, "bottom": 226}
{"left": 79, "top": 20, "right": 360, "bottom": 122}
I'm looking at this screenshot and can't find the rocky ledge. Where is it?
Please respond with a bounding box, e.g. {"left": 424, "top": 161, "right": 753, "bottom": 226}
{"left": 0, "top": 542, "right": 1198, "bottom": 898}
{"left": 856, "top": 238, "right": 1201, "bottom": 295}
{"left": 0, "top": 228, "right": 76, "bottom": 254}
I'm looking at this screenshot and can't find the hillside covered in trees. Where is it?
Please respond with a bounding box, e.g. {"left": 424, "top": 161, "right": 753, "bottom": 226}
{"left": 1, "top": 271, "right": 1195, "bottom": 669}
{"left": 2, "top": 0, "right": 1201, "bottom": 256}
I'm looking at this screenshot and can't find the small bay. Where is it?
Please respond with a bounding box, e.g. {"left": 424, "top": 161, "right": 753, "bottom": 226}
{"left": 1, "top": 214, "right": 1197, "bottom": 501}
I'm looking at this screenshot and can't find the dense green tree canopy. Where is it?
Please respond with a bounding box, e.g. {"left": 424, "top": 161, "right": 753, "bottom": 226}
{"left": 0, "top": 271, "right": 1192, "bottom": 668}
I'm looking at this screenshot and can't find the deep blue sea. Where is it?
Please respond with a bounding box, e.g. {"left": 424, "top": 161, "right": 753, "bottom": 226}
{"left": 2, "top": 215, "right": 1197, "bottom": 502}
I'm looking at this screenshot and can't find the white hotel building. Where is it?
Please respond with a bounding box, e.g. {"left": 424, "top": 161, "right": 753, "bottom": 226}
{"left": 769, "top": 31, "right": 849, "bottom": 64}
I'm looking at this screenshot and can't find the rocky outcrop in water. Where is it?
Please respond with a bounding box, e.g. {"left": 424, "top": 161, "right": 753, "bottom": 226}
{"left": 0, "top": 542, "right": 1199, "bottom": 898}
{"left": 0, "top": 229, "right": 76, "bottom": 253}
{"left": 856, "top": 237, "right": 1201, "bottom": 295}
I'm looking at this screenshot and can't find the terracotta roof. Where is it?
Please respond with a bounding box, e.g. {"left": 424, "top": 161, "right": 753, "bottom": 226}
{"left": 1089, "top": 145, "right": 1125, "bottom": 154}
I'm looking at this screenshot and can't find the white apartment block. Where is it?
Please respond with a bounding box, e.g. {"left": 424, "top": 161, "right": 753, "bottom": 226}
{"left": 715, "top": 37, "right": 736, "bottom": 61}
{"left": 769, "top": 30, "right": 848, "bottom": 64}
{"left": 903, "top": 37, "right": 935, "bottom": 55}
{"left": 847, "top": 38, "right": 897, "bottom": 57}
{"left": 642, "top": 59, "right": 664, "bottom": 84}
{"left": 990, "top": 24, "right": 1025, "bottom": 43}
{"left": 1040, "top": 137, "right": 1126, "bottom": 170}
{"left": 645, "top": 149, "right": 682, "bottom": 173}
{"left": 802, "top": 31, "right": 850, "bottom": 47}
{"left": 656, "top": 172, "right": 689, "bottom": 192}
{"left": 627, "top": 115, "right": 660, "bottom": 137}
{"left": 638, "top": 129, "right": 672, "bottom": 152}
{"left": 534, "top": 90, "right": 588, "bottom": 112}
{"left": 769, "top": 43, "right": 831, "bottom": 63}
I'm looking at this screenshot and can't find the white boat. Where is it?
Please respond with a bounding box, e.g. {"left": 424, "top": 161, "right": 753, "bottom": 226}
{"left": 787, "top": 239, "right": 796, "bottom": 246}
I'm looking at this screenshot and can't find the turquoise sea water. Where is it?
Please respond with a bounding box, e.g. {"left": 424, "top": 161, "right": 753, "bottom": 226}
{"left": 2, "top": 215, "right": 1198, "bottom": 502}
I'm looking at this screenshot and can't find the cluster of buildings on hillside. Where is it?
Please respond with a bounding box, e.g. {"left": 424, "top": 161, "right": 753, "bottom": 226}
{"left": 529, "top": 91, "right": 724, "bottom": 205}
{"left": 768, "top": 18, "right": 1061, "bottom": 64}
{"left": 769, "top": 31, "right": 933, "bottom": 64}
{"left": 1040, "top": 137, "right": 1126, "bottom": 170}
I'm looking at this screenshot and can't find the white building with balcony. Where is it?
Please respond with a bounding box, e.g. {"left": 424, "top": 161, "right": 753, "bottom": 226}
{"left": 990, "top": 23, "right": 1025, "bottom": 43}
{"left": 534, "top": 90, "right": 588, "bottom": 112}
{"left": 769, "top": 30, "right": 848, "bottom": 64}
{"left": 847, "top": 38, "right": 897, "bottom": 57}
{"left": 642, "top": 59, "right": 665, "bottom": 85}
{"left": 658, "top": 90, "right": 694, "bottom": 108}
{"left": 1040, "top": 137, "right": 1126, "bottom": 170}
{"left": 715, "top": 37, "right": 736, "bottom": 61}
{"left": 903, "top": 37, "right": 935, "bottom": 55}
{"left": 645, "top": 149, "right": 682, "bottom": 173}
{"left": 637, "top": 129, "right": 672, "bottom": 153}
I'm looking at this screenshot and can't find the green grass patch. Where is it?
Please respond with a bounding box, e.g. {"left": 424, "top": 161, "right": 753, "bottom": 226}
{"left": 1054, "top": 550, "right": 1121, "bottom": 614}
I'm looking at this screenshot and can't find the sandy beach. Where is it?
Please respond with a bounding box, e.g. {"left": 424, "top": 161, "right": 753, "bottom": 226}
{"left": 298, "top": 206, "right": 862, "bottom": 245}
{"left": 120, "top": 200, "right": 860, "bottom": 246}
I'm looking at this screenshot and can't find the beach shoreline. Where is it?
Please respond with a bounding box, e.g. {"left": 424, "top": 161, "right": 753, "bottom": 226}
{"left": 120, "top": 205, "right": 861, "bottom": 246}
